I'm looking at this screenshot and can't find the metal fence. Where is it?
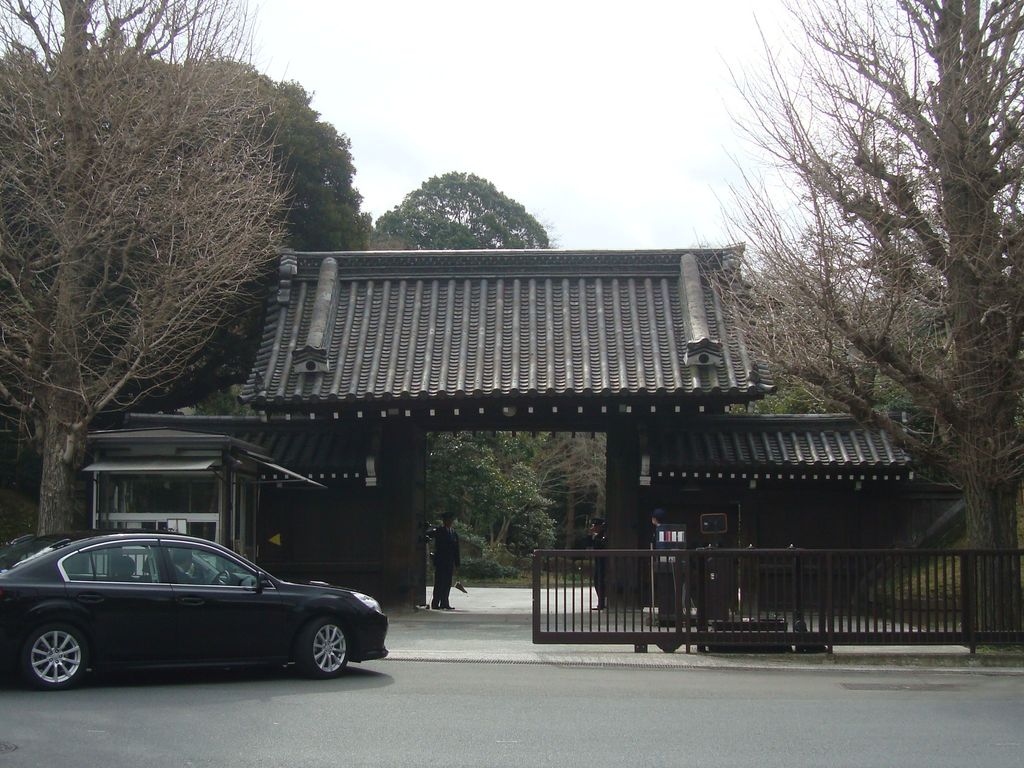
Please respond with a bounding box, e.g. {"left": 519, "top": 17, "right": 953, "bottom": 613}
{"left": 532, "top": 548, "right": 1024, "bottom": 652}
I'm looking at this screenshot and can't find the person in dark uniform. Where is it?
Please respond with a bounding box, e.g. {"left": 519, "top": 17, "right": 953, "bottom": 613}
{"left": 428, "top": 513, "right": 460, "bottom": 610}
{"left": 588, "top": 517, "right": 608, "bottom": 610}
{"left": 649, "top": 508, "right": 666, "bottom": 547}
{"left": 647, "top": 508, "right": 667, "bottom": 610}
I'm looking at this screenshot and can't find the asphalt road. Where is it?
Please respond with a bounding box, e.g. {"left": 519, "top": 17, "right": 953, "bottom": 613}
{"left": 1, "top": 661, "right": 1021, "bottom": 768}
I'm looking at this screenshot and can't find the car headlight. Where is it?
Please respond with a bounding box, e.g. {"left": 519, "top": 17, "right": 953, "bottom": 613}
{"left": 352, "top": 591, "right": 382, "bottom": 613}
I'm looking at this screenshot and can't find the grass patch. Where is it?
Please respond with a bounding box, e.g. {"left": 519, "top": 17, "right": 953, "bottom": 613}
{"left": 461, "top": 575, "right": 532, "bottom": 588}
{"left": 977, "top": 645, "right": 1024, "bottom": 656}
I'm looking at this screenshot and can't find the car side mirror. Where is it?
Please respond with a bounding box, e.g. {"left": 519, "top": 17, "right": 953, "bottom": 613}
{"left": 254, "top": 571, "right": 270, "bottom": 593}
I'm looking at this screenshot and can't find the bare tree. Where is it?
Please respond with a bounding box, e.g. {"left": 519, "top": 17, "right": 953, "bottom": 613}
{"left": 532, "top": 434, "right": 606, "bottom": 548}
{"left": 0, "top": 0, "right": 284, "bottom": 532}
{"left": 730, "top": 0, "right": 1023, "bottom": 548}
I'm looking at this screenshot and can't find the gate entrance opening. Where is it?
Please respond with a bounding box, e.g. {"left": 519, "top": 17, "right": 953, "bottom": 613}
{"left": 421, "top": 430, "right": 606, "bottom": 605}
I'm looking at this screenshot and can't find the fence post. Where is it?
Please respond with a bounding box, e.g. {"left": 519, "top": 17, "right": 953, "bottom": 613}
{"left": 962, "top": 551, "right": 976, "bottom": 654}
{"left": 684, "top": 549, "right": 694, "bottom": 653}
{"left": 825, "top": 551, "right": 834, "bottom": 653}
{"left": 695, "top": 551, "right": 707, "bottom": 651}
{"left": 674, "top": 551, "right": 685, "bottom": 644}
{"left": 532, "top": 551, "right": 542, "bottom": 643}
{"left": 792, "top": 550, "right": 804, "bottom": 636}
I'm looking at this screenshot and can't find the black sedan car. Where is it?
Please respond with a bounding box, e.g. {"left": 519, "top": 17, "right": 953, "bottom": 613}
{"left": 0, "top": 532, "right": 387, "bottom": 690}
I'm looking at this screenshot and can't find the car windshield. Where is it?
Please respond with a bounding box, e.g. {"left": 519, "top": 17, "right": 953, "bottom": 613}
{"left": 0, "top": 535, "right": 72, "bottom": 572}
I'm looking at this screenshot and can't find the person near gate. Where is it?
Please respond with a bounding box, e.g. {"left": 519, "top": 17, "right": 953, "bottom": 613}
{"left": 428, "top": 512, "right": 460, "bottom": 610}
{"left": 588, "top": 517, "right": 608, "bottom": 610}
{"left": 648, "top": 508, "right": 666, "bottom": 611}
{"left": 649, "top": 508, "right": 666, "bottom": 547}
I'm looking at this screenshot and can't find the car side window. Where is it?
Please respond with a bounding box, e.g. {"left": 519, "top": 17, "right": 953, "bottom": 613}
{"left": 62, "top": 544, "right": 161, "bottom": 583}
{"left": 168, "top": 545, "right": 256, "bottom": 588}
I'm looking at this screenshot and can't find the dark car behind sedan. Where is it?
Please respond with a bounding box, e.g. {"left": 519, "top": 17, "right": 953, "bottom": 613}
{"left": 0, "top": 532, "right": 387, "bottom": 689}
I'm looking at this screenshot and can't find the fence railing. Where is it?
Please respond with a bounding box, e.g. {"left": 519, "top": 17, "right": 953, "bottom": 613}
{"left": 532, "top": 548, "right": 1024, "bottom": 652}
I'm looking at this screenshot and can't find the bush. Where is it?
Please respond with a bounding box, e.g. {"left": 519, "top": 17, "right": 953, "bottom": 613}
{"left": 0, "top": 489, "right": 38, "bottom": 543}
{"left": 458, "top": 556, "right": 519, "bottom": 580}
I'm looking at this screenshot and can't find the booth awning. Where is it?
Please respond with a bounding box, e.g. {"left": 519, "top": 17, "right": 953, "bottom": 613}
{"left": 120, "top": 415, "right": 375, "bottom": 483}
{"left": 82, "top": 458, "right": 217, "bottom": 473}
{"left": 248, "top": 454, "right": 326, "bottom": 488}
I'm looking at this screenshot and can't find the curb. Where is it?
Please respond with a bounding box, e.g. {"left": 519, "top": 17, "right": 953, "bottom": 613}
{"left": 386, "top": 605, "right": 1024, "bottom": 673}
{"left": 381, "top": 648, "right": 1024, "bottom": 674}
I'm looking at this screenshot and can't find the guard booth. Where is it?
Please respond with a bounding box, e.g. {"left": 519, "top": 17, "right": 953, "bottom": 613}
{"left": 84, "top": 427, "right": 322, "bottom": 559}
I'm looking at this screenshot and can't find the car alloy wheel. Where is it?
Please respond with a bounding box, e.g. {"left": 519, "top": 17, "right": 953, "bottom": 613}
{"left": 21, "top": 625, "right": 87, "bottom": 690}
{"left": 296, "top": 617, "right": 349, "bottom": 678}
{"left": 313, "top": 622, "right": 347, "bottom": 673}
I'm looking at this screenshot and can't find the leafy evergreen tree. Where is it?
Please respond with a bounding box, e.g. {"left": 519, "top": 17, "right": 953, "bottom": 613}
{"left": 267, "top": 79, "right": 371, "bottom": 252}
{"left": 425, "top": 433, "right": 554, "bottom": 560}
{"left": 141, "top": 72, "right": 371, "bottom": 412}
{"left": 373, "top": 172, "right": 550, "bottom": 249}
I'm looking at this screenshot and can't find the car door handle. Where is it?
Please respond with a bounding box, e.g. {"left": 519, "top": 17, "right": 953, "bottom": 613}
{"left": 176, "top": 596, "right": 205, "bottom": 606}
{"left": 76, "top": 593, "right": 105, "bottom": 604}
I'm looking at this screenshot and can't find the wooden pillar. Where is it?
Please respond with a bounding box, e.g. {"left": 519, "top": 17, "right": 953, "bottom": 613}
{"left": 605, "top": 418, "right": 641, "bottom": 548}
{"left": 606, "top": 418, "right": 642, "bottom": 610}
{"left": 411, "top": 426, "right": 427, "bottom": 606}
{"left": 380, "top": 421, "right": 425, "bottom": 607}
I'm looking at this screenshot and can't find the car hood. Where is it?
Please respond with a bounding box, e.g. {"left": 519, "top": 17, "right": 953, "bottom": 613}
{"left": 278, "top": 578, "right": 359, "bottom": 601}
{"left": 303, "top": 579, "right": 351, "bottom": 595}
{"left": 283, "top": 579, "right": 384, "bottom": 613}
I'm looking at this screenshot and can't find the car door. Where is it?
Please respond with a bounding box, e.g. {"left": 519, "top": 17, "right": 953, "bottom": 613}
{"left": 59, "top": 541, "right": 179, "bottom": 665}
{"left": 165, "top": 543, "right": 293, "bottom": 662}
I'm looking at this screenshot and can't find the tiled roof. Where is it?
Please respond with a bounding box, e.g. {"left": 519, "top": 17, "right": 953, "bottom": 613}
{"left": 648, "top": 415, "right": 911, "bottom": 473}
{"left": 121, "top": 414, "right": 909, "bottom": 477}
{"left": 241, "top": 249, "right": 773, "bottom": 407}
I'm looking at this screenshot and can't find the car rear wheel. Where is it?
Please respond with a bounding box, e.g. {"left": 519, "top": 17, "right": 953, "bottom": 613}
{"left": 20, "top": 624, "right": 88, "bottom": 690}
{"left": 295, "top": 617, "right": 350, "bottom": 679}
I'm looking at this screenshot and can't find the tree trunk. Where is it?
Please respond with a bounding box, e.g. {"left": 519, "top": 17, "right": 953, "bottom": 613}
{"left": 493, "top": 517, "right": 510, "bottom": 548}
{"left": 961, "top": 475, "right": 1019, "bottom": 550}
{"left": 36, "top": 416, "right": 86, "bottom": 534}
{"left": 564, "top": 489, "right": 576, "bottom": 548}
{"left": 962, "top": 476, "right": 1023, "bottom": 633}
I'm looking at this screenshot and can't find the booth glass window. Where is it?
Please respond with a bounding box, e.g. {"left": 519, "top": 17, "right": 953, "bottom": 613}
{"left": 96, "top": 474, "right": 221, "bottom": 542}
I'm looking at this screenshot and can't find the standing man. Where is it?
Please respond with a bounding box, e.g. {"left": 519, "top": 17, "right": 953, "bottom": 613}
{"left": 588, "top": 517, "right": 608, "bottom": 610}
{"left": 429, "top": 512, "right": 460, "bottom": 610}
{"left": 648, "top": 508, "right": 666, "bottom": 612}
{"left": 649, "top": 508, "right": 666, "bottom": 546}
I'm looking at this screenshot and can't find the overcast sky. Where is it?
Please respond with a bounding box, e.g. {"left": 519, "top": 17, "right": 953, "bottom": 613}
{"left": 252, "top": 1, "right": 785, "bottom": 250}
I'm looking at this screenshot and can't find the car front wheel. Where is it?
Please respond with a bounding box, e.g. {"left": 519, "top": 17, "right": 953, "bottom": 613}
{"left": 295, "top": 617, "right": 350, "bottom": 679}
{"left": 20, "top": 624, "right": 89, "bottom": 690}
